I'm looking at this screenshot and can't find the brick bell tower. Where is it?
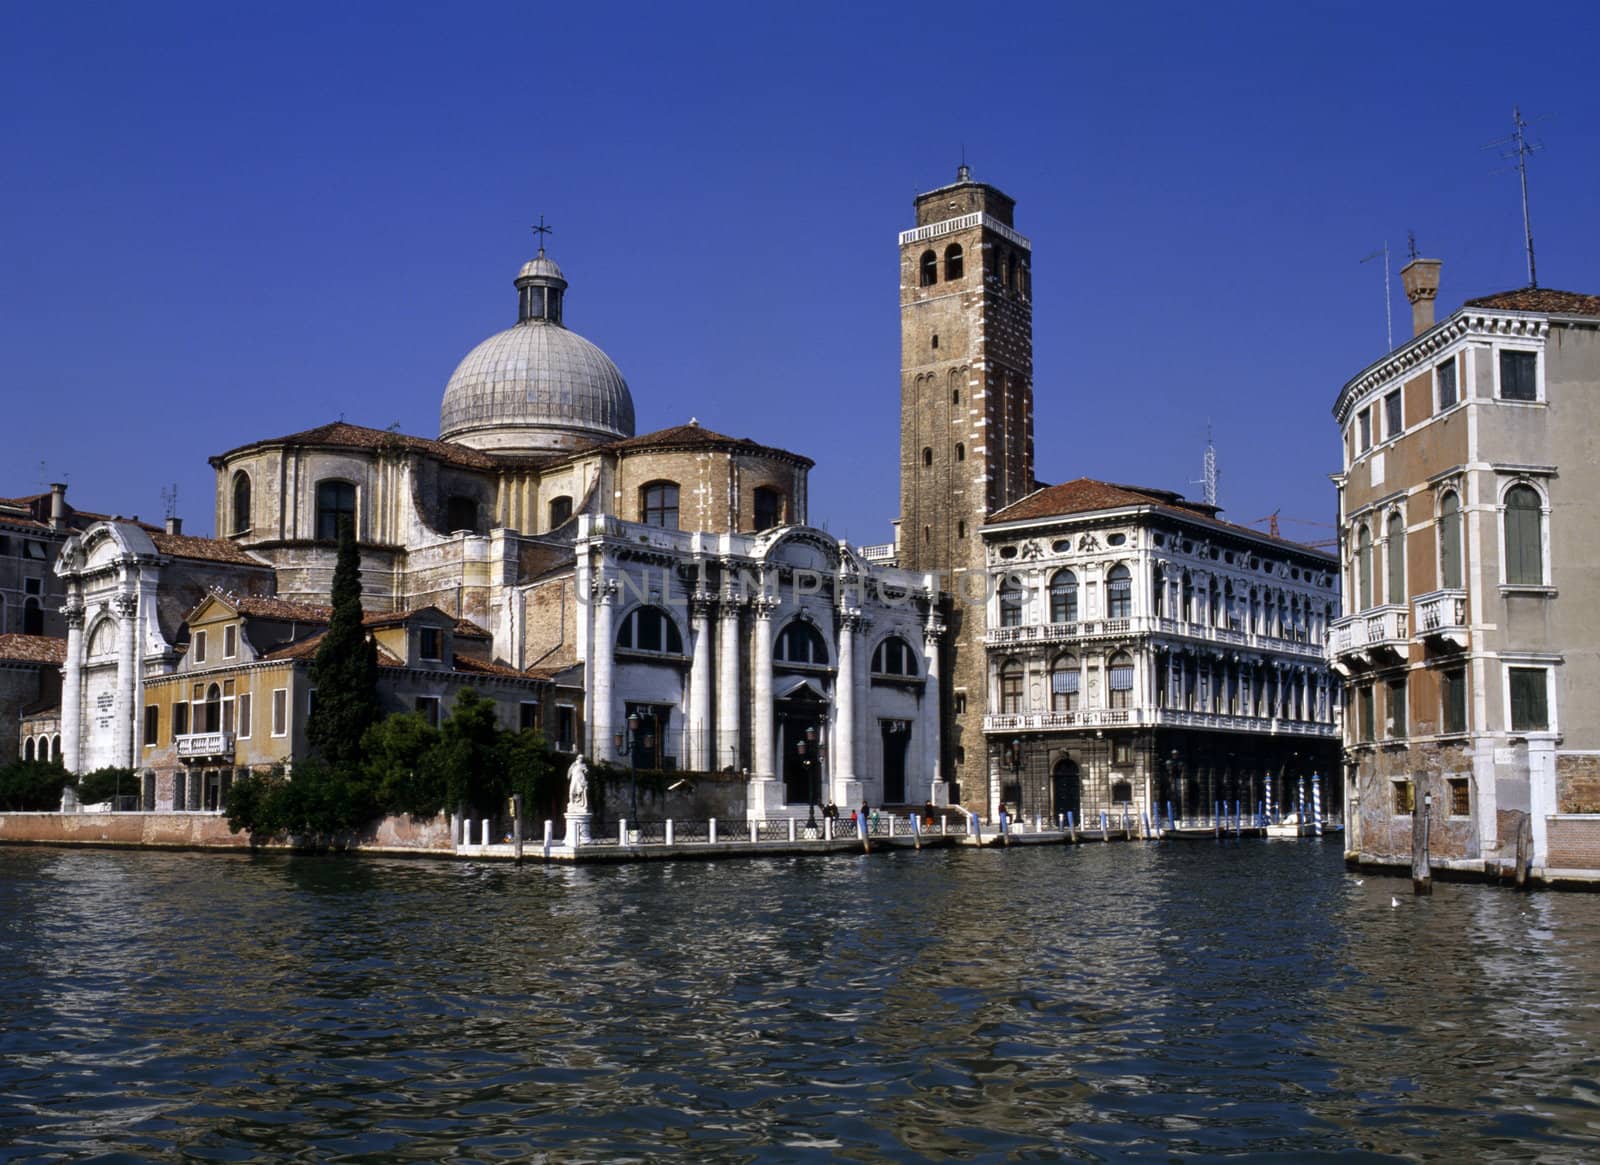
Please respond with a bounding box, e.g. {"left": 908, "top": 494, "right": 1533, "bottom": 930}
{"left": 897, "top": 165, "right": 1034, "bottom": 809}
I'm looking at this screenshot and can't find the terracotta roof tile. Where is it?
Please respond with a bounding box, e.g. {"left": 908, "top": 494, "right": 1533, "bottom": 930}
{"left": 150, "top": 531, "right": 270, "bottom": 566}
{"left": 212, "top": 420, "right": 513, "bottom": 472}
{"left": 988, "top": 477, "right": 1332, "bottom": 558}
{"left": 224, "top": 593, "right": 333, "bottom": 621}
{"left": 605, "top": 421, "right": 814, "bottom": 467}
{"left": 0, "top": 634, "right": 67, "bottom": 665}
{"left": 1462, "top": 288, "right": 1600, "bottom": 317}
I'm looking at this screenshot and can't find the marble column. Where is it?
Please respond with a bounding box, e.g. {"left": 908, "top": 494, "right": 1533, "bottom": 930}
{"left": 752, "top": 597, "right": 777, "bottom": 779}
{"left": 924, "top": 615, "right": 945, "bottom": 803}
{"left": 114, "top": 592, "right": 138, "bottom": 772}
{"left": 61, "top": 604, "right": 84, "bottom": 777}
{"left": 688, "top": 593, "right": 713, "bottom": 771}
{"left": 834, "top": 611, "right": 859, "bottom": 787}
{"left": 717, "top": 595, "right": 742, "bottom": 770}
{"left": 590, "top": 573, "right": 617, "bottom": 761}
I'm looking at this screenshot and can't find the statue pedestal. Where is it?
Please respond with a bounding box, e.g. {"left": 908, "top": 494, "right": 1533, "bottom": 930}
{"left": 930, "top": 781, "right": 950, "bottom": 808}
{"left": 565, "top": 811, "right": 591, "bottom": 847}
{"left": 746, "top": 776, "right": 787, "bottom": 820}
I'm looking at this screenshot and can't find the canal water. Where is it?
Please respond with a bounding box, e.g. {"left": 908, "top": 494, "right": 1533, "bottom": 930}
{"left": 3, "top": 842, "right": 1598, "bottom": 1163}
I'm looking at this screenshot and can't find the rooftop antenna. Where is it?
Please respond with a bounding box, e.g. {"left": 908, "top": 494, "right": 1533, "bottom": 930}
{"left": 531, "top": 214, "right": 554, "bottom": 256}
{"left": 36, "top": 460, "right": 47, "bottom": 492}
{"left": 1483, "top": 106, "right": 1544, "bottom": 288}
{"left": 1360, "top": 240, "right": 1393, "bottom": 351}
{"left": 161, "top": 483, "right": 179, "bottom": 521}
{"left": 1191, "top": 422, "right": 1219, "bottom": 508}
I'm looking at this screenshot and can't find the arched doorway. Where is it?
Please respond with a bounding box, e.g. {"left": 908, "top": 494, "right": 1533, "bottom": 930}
{"left": 1052, "top": 758, "right": 1081, "bottom": 823}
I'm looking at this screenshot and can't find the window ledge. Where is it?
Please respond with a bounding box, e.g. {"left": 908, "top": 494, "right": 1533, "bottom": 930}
{"left": 1500, "top": 584, "right": 1557, "bottom": 597}
{"left": 615, "top": 649, "right": 689, "bottom": 664}
{"left": 1494, "top": 397, "right": 1546, "bottom": 407}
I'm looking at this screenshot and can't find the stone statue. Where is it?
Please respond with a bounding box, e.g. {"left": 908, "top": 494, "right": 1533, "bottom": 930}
{"left": 566, "top": 754, "right": 589, "bottom": 814}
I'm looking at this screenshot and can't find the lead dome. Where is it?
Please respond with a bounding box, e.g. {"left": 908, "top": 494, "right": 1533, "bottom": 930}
{"left": 439, "top": 248, "right": 635, "bottom": 454}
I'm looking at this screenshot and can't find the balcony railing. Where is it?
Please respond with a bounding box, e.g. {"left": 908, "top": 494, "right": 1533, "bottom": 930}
{"left": 175, "top": 732, "right": 235, "bottom": 759}
{"left": 982, "top": 708, "right": 1335, "bottom": 737}
{"left": 1328, "top": 605, "right": 1409, "bottom": 667}
{"left": 986, "top": 614, "right": 1326, "bottom": 659}
{"left": 1414, "top": 588, "right": 1469, "bottom": 648}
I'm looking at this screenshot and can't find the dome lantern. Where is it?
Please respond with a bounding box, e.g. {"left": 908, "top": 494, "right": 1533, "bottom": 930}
{"left": 516, "top": 248, "right": 567, "bottom": 325}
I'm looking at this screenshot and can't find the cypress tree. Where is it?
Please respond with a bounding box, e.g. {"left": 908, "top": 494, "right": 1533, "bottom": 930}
{"left": 307, "top": 518, "right": 379, "bottom": 771}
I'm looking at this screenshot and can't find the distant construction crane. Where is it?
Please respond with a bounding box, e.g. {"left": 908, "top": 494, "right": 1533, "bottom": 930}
{"left": 1249, "top": 510, "right": 1338, "bottom": 549}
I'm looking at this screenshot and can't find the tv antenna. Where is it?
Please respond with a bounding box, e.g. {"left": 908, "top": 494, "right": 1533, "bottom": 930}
{"left": 1483, "top": 106, "right": 1545, "bottom": 288}
{"left": 161, "top": 483, "right": 179, "bottom": 521}
{"left": 1359, "top": 240, "right": 1393, "bottom": 351}
{"left": 1191, "top": 423, "right": 1219, "bottom": 508}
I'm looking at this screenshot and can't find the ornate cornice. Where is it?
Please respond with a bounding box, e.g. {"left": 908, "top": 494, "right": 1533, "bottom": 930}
{"left": 1333, "top": 310, "right": 1551, "bottom": 424}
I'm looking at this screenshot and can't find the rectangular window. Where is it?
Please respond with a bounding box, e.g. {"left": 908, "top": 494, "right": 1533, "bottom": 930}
{"left": 144, "top": 705, "right": 159, "bottom": 747}
{"left": 1112, "top": 739, "right": 1132, "bottom": 765}
{"left": 23, "top": 540, "right": 46, "bottom": 560}
{"left": 271, "top": 688, "right": 288, "bottom": 736}
{"left": 1508, "top": 667, "right": 1549, "bottom": 732}
{"left": 1441, "top": 667, "right": 1467, "bottom": 735}
{"left": 1108, "top": 663, "right": 1134, "bottom": 710}
{"left": 238, "top": 692, "right": 252, "bottom": 739}
{"left": 1001, "top": 671, "right": 1023, "bottom": 714}
{"left": 519, "top": 701, "right": 540, "bottom": 731}
{"left": 419, "top": 627, "right": 443, "bottom": 661}
{"left": 1386, "top": 679, "right": 1407, "bottom": 739}
{"left": 173, "top": 701, "right": 189, "bottom": 737}
{"left": 1500, "top": 349, "right": 1538, "bottom": 401}
{"left": 1358, "top": 685, "right": 1375, "bottom": 742}
{"left": 1393, "top": 779, "right": 1415, "bottom": 815}
{"left": 24, "top": 577, "right": 41, "bottom": 595}
{"left": 557, "top": 705, "right": 575, "bottom": 752}
{"left": 1384, "top": 390, "right": 1403, "bottom": 439}
{"left": 193, "top": 630, "right": 207, "bottom": 664}
{"left": 223, "top": 624, "right": 237, "bottom": 659}
{"left": 1448, "top": 777, "right": 1470, "bottom": 817}
{"left": 1358, "top": 409, "right": 1373, "bottom": 452}
{"left": 416, "top": 695, "right": 441, "bottom": 727}
{"left": 1437, "top": 358, "right": 1457, "bottom": 410}
{"left": 953, "top": 692, "right": 967, "bottom": 715}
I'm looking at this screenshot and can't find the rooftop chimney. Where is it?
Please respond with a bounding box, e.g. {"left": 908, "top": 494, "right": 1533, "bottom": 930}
{"left": 1401, "top": 256, "right": 1442, "bottom": 337}
{"left": 49, "top": 482, "right": 67, "bottom": 531}
{"left": 165, "top": 516, "right": 183, "bottom": 536}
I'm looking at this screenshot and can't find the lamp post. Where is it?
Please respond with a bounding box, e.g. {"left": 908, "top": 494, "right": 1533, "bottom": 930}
{"left": 612, "top": 710, "right": 654, "bottom": 823}
{"left": 1004, "top": 735, "right": 1022, "bottom": 819}
{"left": 797, "top": 724, "right": 819, "bottom": 831}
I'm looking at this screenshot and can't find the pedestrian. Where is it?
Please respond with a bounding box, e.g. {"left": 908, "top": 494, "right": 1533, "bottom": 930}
{"left": 998, "top": 801, "right": 1010, "bottom": 832}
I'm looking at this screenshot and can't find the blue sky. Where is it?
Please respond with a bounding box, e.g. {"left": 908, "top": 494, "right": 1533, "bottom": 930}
{"left": 4, "top": 3, "right": 1596, "bottom": 547}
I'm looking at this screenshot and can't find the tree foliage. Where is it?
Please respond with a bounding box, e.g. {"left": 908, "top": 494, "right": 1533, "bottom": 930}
{"left": 75, "top": 766, "right": 135, "bottom": 807}
{"left": 306, "top": 517, "right": 379, "bottom": 772}
{"left": 0, "top": 760, "right": 71, "bottom": 811}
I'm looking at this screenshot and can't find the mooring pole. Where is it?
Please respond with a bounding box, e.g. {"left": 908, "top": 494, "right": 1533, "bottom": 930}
{"left": 512, "top": 793, "right": 524, "bottom": 864}
{"left": 1412, "top": 788, "right": 1433, "bottom": 895}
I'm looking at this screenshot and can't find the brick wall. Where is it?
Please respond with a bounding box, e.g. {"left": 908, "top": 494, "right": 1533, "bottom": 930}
{"left": 1547, "top": 816, "right": 1600, "bottom": 869}
{"left": 1557, "top": 754, "right": 1600, "bottom": 813}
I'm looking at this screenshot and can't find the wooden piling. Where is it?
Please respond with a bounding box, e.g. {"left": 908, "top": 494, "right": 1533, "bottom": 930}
{"left": 1514, "top": 812, "right": 1533, "bottom": 889}
{"left": 1411, "top": 787, "right": 1432, "bottom": 895}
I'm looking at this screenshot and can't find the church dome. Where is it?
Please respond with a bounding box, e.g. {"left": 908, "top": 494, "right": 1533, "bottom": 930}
{"left": 440, "top": 249, "right": 635, "bottom": 454}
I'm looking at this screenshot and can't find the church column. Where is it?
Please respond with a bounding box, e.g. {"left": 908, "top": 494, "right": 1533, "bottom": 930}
{"left": 590, "top": 570, "right": 617, "bottom": 761}
{"left": 60, "top": 605, "right": 84, "bottom": 802}
{"left": 752, "top": 597, "right": 777, "bottom": 779}
{"left": 924, "top": 613, "right": 946, "bottom": 804}
{"left": 717, "top": 591, "right": 742, "bottom": 769}
{"left": 688, "top": 592, "right": 713, "bottom": 771}
{"left": 113, "top": 591, "right": 138, "bottom": 771}
{"left": 834, "top": 611, "right": 861, "bottom": 790}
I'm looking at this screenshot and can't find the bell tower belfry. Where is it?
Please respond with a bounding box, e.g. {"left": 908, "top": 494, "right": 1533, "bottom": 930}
{"left": 897, "top": 166, "right": 1034, "bottom": 805}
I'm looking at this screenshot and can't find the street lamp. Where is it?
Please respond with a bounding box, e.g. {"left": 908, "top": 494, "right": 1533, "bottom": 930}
{"left": 613, "top": 710, "right": 655, "bottom": 822}
{"left": 797, "top": 724, "right": 820, "bottom": 831}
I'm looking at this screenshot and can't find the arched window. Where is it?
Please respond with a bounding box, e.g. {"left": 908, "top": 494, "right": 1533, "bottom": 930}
{"left": 548, "top": 496, "right": 573, "bottom": 528}
{"left": 1005, "top": 253, "right": 1017, "bottom": 292}
{"left": 1107, "top": 565, "right": 1132, "bottom": 619}
{"left": 871, "top": 636, "right": 918, "bottom": 677}
{"left": 955, "top": 442, "right": 965, "bottom": 462}
{"left": 775, "top": 621, "right": 829, "bottom": 666}
{"left": 641, "top": 481, "right": 679, "bottom": 530}
{"left": 203, "top": 683, "right": 222, "bottom": 733}
{"left": 944, "top": 243, "right": 964, "bottom": 281}
{"left": 1385, "top": 511, "right": 1405, "bottom": 604}
{"left": 921, "top": 447, "right": 933, "bottom": 468}
{"left": 24, "top": 737, "right": 34, "bottom": 762}
{"left": 1356, "top": 525, "right": 1373, "bottom": 612}
{"left": 753, "top": 487, "right": 783, "bottom": 531}
{"left": 23, "top": 598, "right": 42, "bottom": 636}
{"left": 999, "top": 575, "right": 1025, "bottom": 627}
{"left": 1152, "top": 566, "right": 1166, "bottom": 617}
{"left": 1438, "top": 491, "right": 1462, "bottom": 589}
{"left": 1504, "top": 484, "right": 1544, "bottom": 585}
{"left": 316, "top": 480, "right": 356, "bottom": 541}
{"left": 1182, "top": 571, "right": 1195, "bottom": 622}
{"left": 1050, "top": 654, "right": 1079, "bottom": 712}
{"left": 1000, "top": 658, "right": 1024, "bottom": 714}
{"left": 919, "top": 250, "right": 937, "bottom": 287}
{"left": 231, "top": 472, "right": 252, "bottom": 535}
{"left": 87, "top": 619, "right": 116, "bottom": 658}
{"left": 1048, "top": 569, "right": 1078, "bottom": 624}
{"left": 1108, "top": 651, "right": 1135, "bottom": 709}
{"left": 616, "top": 605, "right": 685, "bottom": 655}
